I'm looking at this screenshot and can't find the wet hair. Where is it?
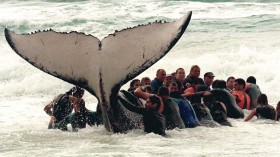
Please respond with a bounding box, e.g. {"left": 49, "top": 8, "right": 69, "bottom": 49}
{"left": 226, "top": 76, "right": 235, "bottom": 83}
{"left": 149, "top": 95, "right": 161, "bottom": 110}
{"left": 140, "top": 77, "right": 151, "bottom": 86}
{"left": 246, "top": 76, "right": 256, "bottom": 84}
{"left": 215, "top": 80, "right": 227, "bottom": 89}
{"left": 66, "top": 86, "right": 85, "bottom": 98}
{"left": 130, "top": 79, "right": 140, "bottom": 87}
{"left": 234, "top": 78, "right": 246, "bottom": 88}
{"left": 73, "top": 86, "right": 85, "bottom": 98}
{"left": 175, "top": 68, "right": 185, "bottom": 74}
{"left": 156, "top": 69, "right": 165, "bottom": 75}
{"left": 257, "top": 94, "right": 268, "bottom": 106}
{"left": 212, "top": 80, "right": 220, "bottom": 89}
{"left": 158, "top": 86, "right": 169, "bottom": 97}
{"left": 173, "top": 80, "right": 183, "bottom": 92}
{"left": 189, "top": 65, "right": 200, "bottom": 75}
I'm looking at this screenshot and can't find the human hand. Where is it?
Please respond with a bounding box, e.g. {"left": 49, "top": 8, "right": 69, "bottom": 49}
{"left": 49, "top": 116, "right": 56, "bottom": 123}
{"left": 203, "top": 91, "right": 212, "bottom": 96}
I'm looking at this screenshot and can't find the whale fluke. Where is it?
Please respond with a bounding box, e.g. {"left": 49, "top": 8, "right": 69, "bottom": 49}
{"left": 5, "top": 11, "right": 192, "bottom": 132}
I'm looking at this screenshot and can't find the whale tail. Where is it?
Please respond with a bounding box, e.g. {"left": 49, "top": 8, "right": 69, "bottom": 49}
{"left": 5, "top": 11, "right": 192, "bottom": 132}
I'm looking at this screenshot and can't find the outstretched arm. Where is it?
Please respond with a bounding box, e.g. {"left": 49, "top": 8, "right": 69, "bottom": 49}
{"left": 244, "top": 108, "right": 257, "bottom": 122}
{"left": 44, "top": 100, "right": 54, "bottom": 116}
{"left": 134, "top": 87, "right": 154, "bottom": 100}
{"left": 157, "top": 96, "right": 164, "bottom": 113}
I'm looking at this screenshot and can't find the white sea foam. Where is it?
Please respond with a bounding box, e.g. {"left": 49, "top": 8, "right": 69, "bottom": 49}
{"left": 1, "top": 0, "right": 280, "bottom": 156}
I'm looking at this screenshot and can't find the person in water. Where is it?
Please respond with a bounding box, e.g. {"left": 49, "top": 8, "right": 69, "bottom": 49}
{"left": 44, "top": 86, "right": 85, "bottom": 125}
{"left": 49, "top": 97, "right": 103, "bottom": 131}
{"left": 232, "top": 78, "right": 251, "bottom": 110}
{"left": 164, "top": 74, "right": 174, "bottom": 87}
{"left": 151, "top": 69, "right": 167, "bottom": 94}
{"left": 245, "top": 76, "right": 261, "bottom": 109}
{"left": 244, "top": 94, "right": 275, "bottom": 121}
{"left": 226, "top": 76, "right": 235, "bottom": 92}
{"left": 140, "top": 77, "right": 151, "bottom": 86}
{"left": 189, "top": 89, "right": 218, "bottom": 127}
{"left": 127, "top": 79, "right": 141, "bottom": 93}
{"left": 172, "top": 68, "right": 186, "bottom": 93}
{"left": 183, "top": 77, "right": 205, "bottom": 98}
{"left": 203, "top": 93, "right": 232, "bottom": 126}
{"left": 183, "top": 65, "right": 204, "bottom": 88}
{"left": 203, "top": 72, "right": 215, "bottom": 90}
{"left": 117, "top": 94, "right": 166, "bottom": 136}
{"left": 158, "top": 86, "right": 185, "bottom": 129}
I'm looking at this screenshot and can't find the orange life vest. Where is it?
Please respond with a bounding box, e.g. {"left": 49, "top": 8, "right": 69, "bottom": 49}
{"left": 232, "top": 91, "right": 251, "bottom": 110}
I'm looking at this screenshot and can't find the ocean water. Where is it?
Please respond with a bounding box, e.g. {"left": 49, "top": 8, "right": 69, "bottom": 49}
{"left": 1, "top": 0, "right": 280, "bottom": 156}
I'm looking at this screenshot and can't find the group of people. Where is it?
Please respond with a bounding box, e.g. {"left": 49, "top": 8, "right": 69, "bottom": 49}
{"left": 44, "top": 86, "right": 102, "bottom": 132}
{"left": 124, "top": 65, "right": 280, "bottom": 136}
{"left": 44, "top": 65, "right": 280, "bottom": 136}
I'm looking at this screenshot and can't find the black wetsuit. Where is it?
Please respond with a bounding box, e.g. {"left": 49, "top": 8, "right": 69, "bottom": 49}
{"left": 256, "top": 105, "right": 275, "bottom": 120}
{"left": 52, "top": 94, "right": 73, "bottom": 123}
{"left": 118, "top": 96, "right": 166, "bottom": 136}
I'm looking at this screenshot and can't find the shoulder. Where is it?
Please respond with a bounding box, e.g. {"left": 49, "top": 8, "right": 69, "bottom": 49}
{"left": 151, "top": 78, "right": 160, "bottom": 85}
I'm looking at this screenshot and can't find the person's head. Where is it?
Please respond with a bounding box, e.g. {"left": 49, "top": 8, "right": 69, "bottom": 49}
{"left": 175, "top": 68, "right": 185, "bottom": 82}
{"left": 189, "top": 65, "right": 200, "bottom": 78}
{"left": 141, "top": 77, "right": 151, "bottom": 86}
{"left": 158, "top": 86, "right": 170, "bottom": 97}
{"left": 164, "top": 74, "right": 173, "bottom": 87}
{"left": 226, "top": 76, "right": 235, "bottom": 90}
{"left": 246, "top": 76, "right": 256, "bottom": 84}
{"left": 257, "top": 94, "right": 268, "bottom": 106}
{"left": 233, "top": 78, "right": 246, "bottom": 91}
{"left": 212, "top": 79, "right": 220, "bottom": 89}
{"left": 168, "top": 81, "right": 178, "bottom": 93}
{"left": 174, "top": 80, "right": 184, "bottom": 93}
{"left": 67, "top": 86, "right": 85, "bottom": 98}
{"left": 145, "top": 95, "right": 161, "bottom": 111}
{"left": 204, "top": 72, "right": 215, "bottom": 86}
{"left": 156, "top": 69, "right": 166, "bottom": 82}
{"left": 192, "top": 78, "right": 204, "bottom": 90}
{"left": 215, "top": 80, "right": 227, "bottom": 89}
{"left": 130, "top": 79, "right": 141, "bottom": 88}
